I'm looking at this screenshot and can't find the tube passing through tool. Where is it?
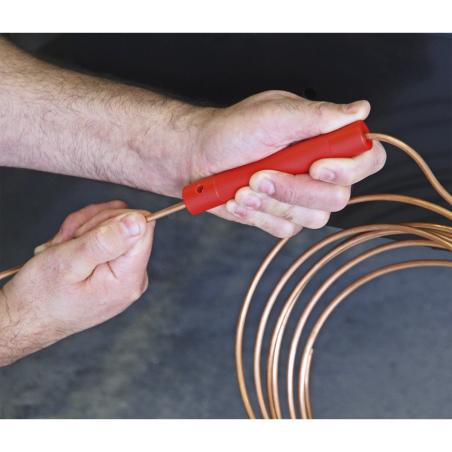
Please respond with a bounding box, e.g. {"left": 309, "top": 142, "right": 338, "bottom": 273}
{"left": 145, "top": 202, "right": 186, "bottom": 222}
{"left": 1, "top": 121, "right": 374, "bottom": 281}
{"left": 182, "top": 120, "right": 373, "bottom": 215}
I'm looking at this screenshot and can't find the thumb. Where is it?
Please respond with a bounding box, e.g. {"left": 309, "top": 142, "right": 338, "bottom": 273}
{"left": 67, "top": 212, "right": 147, "bottom": 277}
{"left": 304, "top": 99, "right": 371, "bottom": 136}
{"left": 273, "top": 95, "right": 371, "bottom": 143}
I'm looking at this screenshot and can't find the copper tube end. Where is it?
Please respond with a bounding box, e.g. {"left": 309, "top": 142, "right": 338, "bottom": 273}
{"left": 145, "top": 202, "right": 186, "bottom": 222}
{"left": 0, "top": 263, "right": 24, "bottom": 281}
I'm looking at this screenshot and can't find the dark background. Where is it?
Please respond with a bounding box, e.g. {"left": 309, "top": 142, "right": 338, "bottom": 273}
{"left": 0, "top": 34, "right": 451, "bottom": 418}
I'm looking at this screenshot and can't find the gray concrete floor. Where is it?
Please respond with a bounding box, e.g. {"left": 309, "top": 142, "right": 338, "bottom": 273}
{"left": 0, "top": 168, "right": 451, "bottom": 418}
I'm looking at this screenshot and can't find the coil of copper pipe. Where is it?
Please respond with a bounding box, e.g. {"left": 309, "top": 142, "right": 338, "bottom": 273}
{"left": 235, "top": 133, "right": 452, "bottom": 419}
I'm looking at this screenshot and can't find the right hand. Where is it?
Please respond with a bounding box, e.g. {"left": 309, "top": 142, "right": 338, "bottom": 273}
{"left": 0, "top": 200, "right": 154, "bottom": 367}
{"left": 185, "top": 91, "right": 386, "bottom": 238}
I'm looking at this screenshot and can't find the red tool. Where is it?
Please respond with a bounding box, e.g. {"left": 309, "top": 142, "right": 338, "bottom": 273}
{"left": 182, "top": 120, "right": 373, "bottom": 215}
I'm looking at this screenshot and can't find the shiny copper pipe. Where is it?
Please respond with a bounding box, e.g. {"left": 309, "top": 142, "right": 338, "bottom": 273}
{"left": 236, "top": 133, "right": 452, "bottom": 419}
{"left": 0, "top": 263, "right": 25, "bottom": 281}
{"left": 145, "top": 201, "right": 186, "bottom": 222}
{"left": 298, "top": 259, "right": 452, "bottom": 418}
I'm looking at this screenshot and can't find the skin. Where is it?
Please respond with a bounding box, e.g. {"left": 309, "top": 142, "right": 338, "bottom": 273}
{"left": 0, "top": 38, "right": 386, "bottom": 365}
{"left": 0, "top": 201, "right": 154, "bottom": 366}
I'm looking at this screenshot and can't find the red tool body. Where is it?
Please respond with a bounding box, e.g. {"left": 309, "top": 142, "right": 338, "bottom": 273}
{"left": 182, "top": 120, "right": 373, "bottom": 215}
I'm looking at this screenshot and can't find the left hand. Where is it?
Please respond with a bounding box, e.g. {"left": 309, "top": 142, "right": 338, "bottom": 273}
{"left": 189, "top": 90, "right": 386, "bottom": 238}
{"left": 0, "top": 200, "right": 154, "bottom": 366}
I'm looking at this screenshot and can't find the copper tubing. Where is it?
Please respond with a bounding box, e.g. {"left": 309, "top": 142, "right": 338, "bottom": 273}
{"left": 235, "top": 132, "right": 452, "bottom": 419}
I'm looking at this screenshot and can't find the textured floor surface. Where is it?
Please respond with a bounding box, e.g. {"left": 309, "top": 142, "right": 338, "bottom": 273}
{"left": 0, "top": 169, "right": 451, "bottom": 419}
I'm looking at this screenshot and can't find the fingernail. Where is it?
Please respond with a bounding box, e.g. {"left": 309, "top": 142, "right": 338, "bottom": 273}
{"left": 258, "top": 178, "right": 275, "bottom": 195}
{"left": 343, "top": 100, "right": 362, "bottom": 114}
{"left": 318, "top": 168, "right": 335, "bottom": 182}
{"left": 120, "top": 213, "right": 141, "bottom": 237}
{"left": 49, "top": 229, "right": 62, "bottom": 245}
{"left": 234, "top": 205, "right": 247, "bottom": 216}
{"left": 244, "top": 194, "right": 261, "bottom": 209}
{"left": 34, "top": 243, "right": 49, "bottom": 255}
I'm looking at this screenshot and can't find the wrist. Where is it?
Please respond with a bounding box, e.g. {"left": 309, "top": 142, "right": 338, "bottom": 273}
{"left": 0, "top": 284, "right": 61, "bottom": 367}
{"left": 122, "top": 99, "right": 217, "bottom": 198}
{"left": 0, "top": 288, "right": 23, "bottom": 366}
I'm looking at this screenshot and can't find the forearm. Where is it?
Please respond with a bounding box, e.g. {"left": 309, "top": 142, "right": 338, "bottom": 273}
{"left": 0, "top": 38, "right": 210, "bottom": 197}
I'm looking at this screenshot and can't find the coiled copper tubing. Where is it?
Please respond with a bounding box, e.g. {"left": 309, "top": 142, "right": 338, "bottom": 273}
{"left": 235, "top": 133, "right": 452, "bottom": 419}
{"left": 0, "top": 133, "right": 451, "bottom": 419}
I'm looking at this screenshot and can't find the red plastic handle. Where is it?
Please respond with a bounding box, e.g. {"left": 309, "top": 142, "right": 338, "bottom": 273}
{"left": 182, "top": 120, "right": 373, "bottom": 215}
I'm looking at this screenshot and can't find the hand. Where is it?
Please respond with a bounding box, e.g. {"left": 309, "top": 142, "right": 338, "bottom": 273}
{"left": 190, "top": 91, "right": 386, "bottom": 238}
{"left": 0, "top": 200, "right": 154, "bottom": 367}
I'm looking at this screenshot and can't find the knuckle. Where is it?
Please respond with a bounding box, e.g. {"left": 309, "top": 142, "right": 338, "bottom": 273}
{"left": 280, "top": 184, "right": 296, "bottom": 205}
{"left": 257, "top": 213, "right": 300, "bottom": 239}
{"left": 92, "top": 227, "right": 115, "bottom": 256}
{"left": 61, "top": 212, "right": 79, "bottom": 231}
{"left": 304, "top": 193, "right": 318, "bottom": 209}
{"left": 111, "top": 199, "right": 128, "bottom": 208}
{"left": 242, "top": 210, "right": 268, "bottom": 230}
{"left": 256, "top": 90, "right": 283, "bottom": 101}
{"left": 261, "top": 101, "right": 284, "bottom": 119}
{"left": 41, "top": 246, "right": 71, "bottom": 279}
{"left": 281, "top": 205, "right": 297, "bottom": 222}
{"left": 311, "top": 102, "right": 331, "bottom": 125}
{"left": 312, "top": 101, "right": 328, "bottom": 119}
{"left": 233, "top": 205, "right": 252, "bottom": 222}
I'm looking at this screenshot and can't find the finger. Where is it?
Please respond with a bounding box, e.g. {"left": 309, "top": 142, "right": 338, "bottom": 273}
{"left": 234, "top": 186, "right": 331, "bottom": 228}
{"left": 248, "top": 95, "right": 372, "bottom": 147}
{"left": 309, "top": 140, "right": 386, "bottom": 186}
{"left": 64, "top": 211, "right": 148, "bottom": 279}
{"left": 58, "top": 200, "right": 129, "bottom": 242}
{"left": 248, "top": 171, "right": 350, "bottom": 212}
{"left": 284, "top": 98, "right": 372, "bottom": 138}
{"left": 225, "top": 200, "right": 303, "bottom": 238}
{"left": 208, "top": 204, "right": 249, "bottom": 225}
{"left": 74, "top": 208, "right": 151, "bottom": 238}
{"left": 108, "top": 216, "right": 154, "bottom": 280}
{"left": 34, "top": 200, "right": 129, "bottom": 255}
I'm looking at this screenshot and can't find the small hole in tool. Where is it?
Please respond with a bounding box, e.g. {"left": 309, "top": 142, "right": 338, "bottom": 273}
{"left": 304, "top": 88, "right": 317, "bottom": 100}
{"left": 196, "top": 185, "right": 204, "bottom": 194}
